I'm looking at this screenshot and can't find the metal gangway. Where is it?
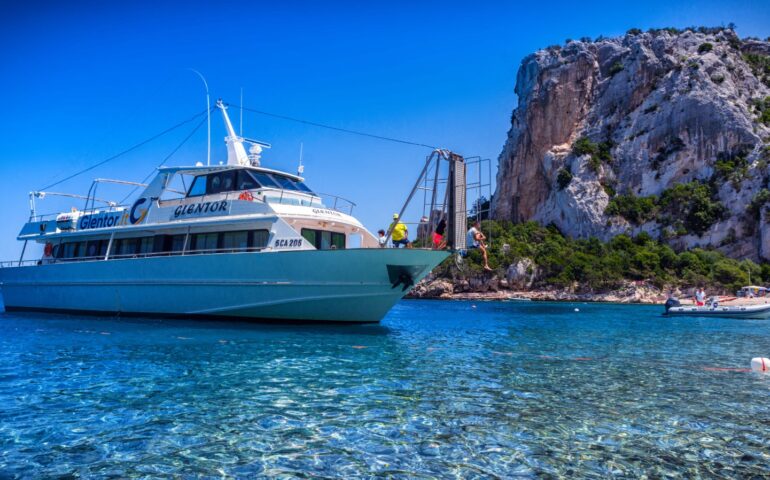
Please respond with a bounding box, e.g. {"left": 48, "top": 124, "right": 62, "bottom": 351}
{"left": 388, "top": 149, "right": 492, "bottom": 251}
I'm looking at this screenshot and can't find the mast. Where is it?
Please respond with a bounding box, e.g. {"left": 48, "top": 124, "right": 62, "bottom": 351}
{"left": 188, "top": 69, "right": 211, "bottom": 166}
{"left": 216, "top": 99, "right": 249, "bottom": 166}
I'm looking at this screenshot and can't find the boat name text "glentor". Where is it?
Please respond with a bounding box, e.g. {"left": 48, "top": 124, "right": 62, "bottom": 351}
{"left": 173, "top": 201, "right": 229, "bottom": 219}
{"left": 311, "top": 208, "right": 342, "bottom": 217}
{"left": 79, "top": 211, "right": 130, "bottom": 230}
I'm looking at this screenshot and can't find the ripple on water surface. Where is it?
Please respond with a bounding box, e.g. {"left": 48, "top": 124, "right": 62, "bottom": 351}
{"left": 1, "top": 301, "right": 770, "bottom": 477}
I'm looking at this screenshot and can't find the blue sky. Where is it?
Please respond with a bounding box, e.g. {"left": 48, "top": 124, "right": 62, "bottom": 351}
{"left": 1, "top": 1, "right": 769, "bottom": 258}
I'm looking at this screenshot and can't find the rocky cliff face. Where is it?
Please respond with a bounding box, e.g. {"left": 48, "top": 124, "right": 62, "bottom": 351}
{"left": 492, "top": 28, "right": 770, "bottom": 260}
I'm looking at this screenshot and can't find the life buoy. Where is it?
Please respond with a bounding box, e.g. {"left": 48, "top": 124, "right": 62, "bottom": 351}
{"left": 239, "top": 191, "right": 254, "bottom": 201}
{"left": 44, "top": 243, "right": 53, "bottom": 257}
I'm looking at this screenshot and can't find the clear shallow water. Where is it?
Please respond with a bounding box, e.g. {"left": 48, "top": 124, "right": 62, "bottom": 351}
{"left": 1, "top": 301, "right": 770, "bottom": 478}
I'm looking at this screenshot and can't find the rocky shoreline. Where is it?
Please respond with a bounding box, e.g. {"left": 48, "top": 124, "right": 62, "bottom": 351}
{"left": 406, "top": 276, "right": 669, "bottom": 304}
{"left": 406, "top": 255, "right": 674, "bottom": 304}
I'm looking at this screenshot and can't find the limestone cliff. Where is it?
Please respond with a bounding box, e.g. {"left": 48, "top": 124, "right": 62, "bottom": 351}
{"left": 492, "top": 28, "right": 770, "bottom": 260}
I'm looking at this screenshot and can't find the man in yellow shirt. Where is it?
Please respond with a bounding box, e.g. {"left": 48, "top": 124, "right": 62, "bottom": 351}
{"left": 389, "top": 213, "right": 411, "bottom": 248}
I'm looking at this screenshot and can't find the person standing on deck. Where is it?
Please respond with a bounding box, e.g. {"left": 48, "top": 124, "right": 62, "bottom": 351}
{"left": 432, "top": 217, "right": 447, "bottom": 250}
{"left": 390, "top": 214, "right": 411, "bottom": 248}
{"left": 467, "top": 220, "right": 492, "bottom": 271}
{"left": 377, "top": 229, "right": 388, "bottom": 248}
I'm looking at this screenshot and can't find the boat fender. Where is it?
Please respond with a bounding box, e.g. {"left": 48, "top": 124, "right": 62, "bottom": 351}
{"left": 751, "top": 357, "right": 770, "bottom": 373}
{"left": 238, "top": 191, "right": 254, "bottom": 201}
{"left": 43, "top": 243, "right": 53, "bottom": 257}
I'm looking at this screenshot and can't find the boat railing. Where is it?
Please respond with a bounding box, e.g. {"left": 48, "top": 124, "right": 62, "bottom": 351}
{"left": 0, "top": 246, "right": 270, "bottom": 268}
{"left": 252, "top": 189, "right": 356, "bottom": 215}
{"left": 311, "top": 193, "right": 356, "bottom": 215}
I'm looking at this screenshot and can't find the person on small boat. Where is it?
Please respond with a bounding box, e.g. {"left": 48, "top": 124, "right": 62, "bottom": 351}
{"left": 389, "top": 214, "right": 411, "bottom": 248}
{"left": 695, "top": 288, "right": 706, "bottom": 306}
{"left": 467, "top": 221, "right": 492, "bottom": 272}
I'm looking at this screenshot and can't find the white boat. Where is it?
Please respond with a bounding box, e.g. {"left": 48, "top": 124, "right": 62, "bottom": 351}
{"left": 0, "top": 100, "right": 450, "bottom": 323}
{"left": 664, "top": 298, "right": 770, "bottom": 320}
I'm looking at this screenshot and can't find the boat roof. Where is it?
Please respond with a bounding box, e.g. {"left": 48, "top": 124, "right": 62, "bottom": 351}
{"left": 158, "top": 164, "right": 305, "bottom": 182}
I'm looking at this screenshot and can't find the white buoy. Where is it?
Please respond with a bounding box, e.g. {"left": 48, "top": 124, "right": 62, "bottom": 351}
{"left": 574, "top": 308, "right": 580, "bottom": 312}
{"left": 751, "top": 357, "right": 770, "bottom": 373}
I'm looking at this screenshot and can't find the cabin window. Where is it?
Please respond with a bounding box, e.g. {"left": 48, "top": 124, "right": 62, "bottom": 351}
{"left": 189, "top": 230, "right": 269, "bottom": 252}
{"left": 301, "top": 229, "right": 315, "bottom": 246}
{"left": 237, "top": 170, "right": 260, "bottom": 190}
{"left": 148, "top": 234, "right": 186, "bottom": 253}
{"left": 88, "top": 240, "right": 109, "bottom": 258}
{"left": 272, "top": 175, "right": 296, "bottom": 190}
{"left": 115, "top": 238, "right": 139, "bottom": 257}
{"left": 138, "top": 237, "right": 154, "bottom": 255}
{"left": 294, "top": 181, "right": 313, "bottom": 193}
{"left": 331, "top": 232, "right": 345, "bottom": 249}
{"left": 320, "top": 231, "right": 332, "bottom": 250}
{"left": 251, "top": 172, "right": 280, "bottom": 189}
{"left": 185, "top": 169, "right": 313, "bottom": 197}
{"left": 171, "top": 234, "right": 187, "bottom": 252}
{"left": 207, "top": 171, "right": 236, "bottom": 195}
{"left": 222, "top": 231, "right": 249, "bottom": 251}
{"left": 188, "top": 176, "right": 207, "bottom": 196}
{"left": 61, "top": 242, "right": 78, "bottom": 259}
{"left": 271, "top": 174, "right": 314, "bottom": 193}
{"left": 191, "top": 233, "right": 219, "bottom": 253}
{"left": 50, "top": 230, "right": 271, "bottom": 261}
{"left": 300, "top": 229, "right": 345, "bottom": 250}
{"left": 252, "top": 230, "right": 269, "bottom": 249}
{"left": 85, "top": 242, "right": 97, "bottom": 258}
{"left": 154, "top": 234, "right": 187, "bottom": 253}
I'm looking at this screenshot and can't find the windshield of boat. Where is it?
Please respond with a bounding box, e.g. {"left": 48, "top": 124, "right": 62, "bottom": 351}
{"left": 186, "top": 169, "right": 315, "bottom": 197}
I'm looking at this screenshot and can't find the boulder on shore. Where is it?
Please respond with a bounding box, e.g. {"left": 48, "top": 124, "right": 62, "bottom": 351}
{"left": 506, "top": 258, "right": 539, "bottom": 289}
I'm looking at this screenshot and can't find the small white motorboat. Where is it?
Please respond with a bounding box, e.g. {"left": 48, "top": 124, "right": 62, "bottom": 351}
{"left": 664, "top": 297, "right": 770, "bottom": 319}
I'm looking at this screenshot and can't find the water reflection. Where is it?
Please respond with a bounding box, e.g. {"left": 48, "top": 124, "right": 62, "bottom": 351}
{"left": 1, "top": 301, "right": 769, "bottom": 477}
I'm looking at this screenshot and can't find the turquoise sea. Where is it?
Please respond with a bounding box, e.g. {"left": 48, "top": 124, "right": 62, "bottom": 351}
{"left": 1, "top": 300, "right": 769, "bottom": 478}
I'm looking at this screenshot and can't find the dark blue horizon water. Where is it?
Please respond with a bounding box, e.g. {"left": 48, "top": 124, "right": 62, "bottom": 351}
{"left": 1, "top": 300, "right": 770, "bottom": 478}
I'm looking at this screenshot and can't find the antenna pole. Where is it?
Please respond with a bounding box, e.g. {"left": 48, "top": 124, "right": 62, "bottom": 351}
{"left": 298, "top": 143, "right": 304, "bottom": 176}
{"left": 189, "top": 69, "right": 211, "bottom": 166}
{"left": 240, "top": 87, "right": 244, "bottom": 137}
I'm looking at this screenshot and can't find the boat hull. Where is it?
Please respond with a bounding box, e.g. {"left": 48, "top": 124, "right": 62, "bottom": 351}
{"left": 0, "top": 249, "right": 449, "bottom": 323}
{"left": 665, "top": 303, "right": 770, "bottom": 320}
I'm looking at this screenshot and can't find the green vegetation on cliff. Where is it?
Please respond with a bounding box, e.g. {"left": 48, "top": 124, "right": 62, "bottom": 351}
{"left": 744, "top": 53, "right": 770, "bottom": 88}
{"left": 572, "top": 137, "right": 613, "bottom": 172}
{"left": 604, "top": 181, "right": 725, "bottom": 234}
{"left": 752, "top": 96, "right": 770, "bottom": 125}
{"left": 436, "top": 220, "right": 764, "bottom": 293}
